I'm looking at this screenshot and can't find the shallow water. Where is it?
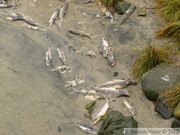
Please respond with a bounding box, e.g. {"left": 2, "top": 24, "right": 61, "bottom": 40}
{"left": 0, "top": 0, "right": 173, "bottom": 135}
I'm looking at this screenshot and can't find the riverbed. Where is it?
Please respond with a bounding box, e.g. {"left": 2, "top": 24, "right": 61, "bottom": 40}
{"left": 0, "top": 0, "right": 173, "bottom": 135}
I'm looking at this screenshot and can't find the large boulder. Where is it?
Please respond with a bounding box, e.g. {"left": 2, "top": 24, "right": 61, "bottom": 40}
{"left": 174, "top": 102, "right": 180, "bottom": 120}
{"left": 98, "top": 110, "right": 138, "bottom": 135}
{"left": 141, "top": 64, "right": 180, "bottom": 101}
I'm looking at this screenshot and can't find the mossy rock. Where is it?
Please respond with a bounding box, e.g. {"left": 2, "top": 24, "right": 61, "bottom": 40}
{"left": 98, "top": 110, "right": 138, "bottom": 135}
{"left": 174, "top": 102, "right": 180, "bottom": 120}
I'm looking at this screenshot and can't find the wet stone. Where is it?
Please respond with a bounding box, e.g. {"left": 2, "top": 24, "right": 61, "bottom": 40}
{"left": 155, "top": 97, "right": 175, "bottom": 119}
{"left": 171, "top": 119, "right": 180, "bottom": 130}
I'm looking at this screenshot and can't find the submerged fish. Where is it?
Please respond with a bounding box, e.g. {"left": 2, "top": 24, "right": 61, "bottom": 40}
{"left": 92, "top": 86, "right": 130, "bottom": 98}
{"left": 101, "top": 78, "right": 137, "bottom": 88}
{"left": 22, "top": 23, "right": 47, "bottom": 31}
{"left": 118, "top": 5, "right": 136, "bottom": 25}
{"left": 71, "top": 121, "right": 97, "bottom": 134}
{"left": 49, "top": 9, "right": 60, "bottom": 26}
{"left": 56, "top": 48, "right": 68, "bottom": 65}
{"left": 99, "top": 37, "right": 109, "bottom": 57}
{"left": 98, "top": 1, "right": 113, "bottom": 22}
{"left": 123, "top": 98, "right": 137, "bottom": 115}
{"left": 45, "top": 47, "right": 53, "bottom": 66}
{"left": 107, "top": 47, "right": 115, "bottom": 67}
{"left": 59, "top": 3, "right": 68, "bottom": 23}
{"left": 69, "top": 29, "right": 93, "bottom": 39}
{"left": 91, "top": 98, "right": 115, "bottom": 125}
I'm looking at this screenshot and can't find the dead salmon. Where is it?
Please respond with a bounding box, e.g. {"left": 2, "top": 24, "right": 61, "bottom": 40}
{"left": 91, "top": 98, "right": 115, "bottom": 125}
{"left": 123, "top": 98, "right": 137, "bottom": 115}
{"left": 98, "top": 1, "right": 113, "bottom": 22}
{"left": 45, "top": 47, "right": 53, "bottom": 67}
{"left": 56, "top": 48, "right": 68, "bottom": 65}
{"left": 49, "top": 9, "right": 60, "bottom": 26}
{"left": 22, "top": 15, "right": 38, "bottom": 26}
{"left": 22, "top": 23, "right": 47, "bottom": 31}
{"left": 50, "top": 65, "right": 71, "bottom": 73}
{"left": 0, "top": 3, "right": 12, "bottom": 8}
{"left": 0, "top": 12, "right": 24, "bottom": 21}
{"left": 99, "top": 37, "right": 109, "bottom": 57}
{"left": 107, "top": 47, "right": 115, "bottom": 67}
{"left": 92, "top": 86, "right": 130, "bottom": 98}
{"left": 71, "top": 121, "right": 97, "bottom": 134}
{"left": 69, "top": 29, "right": 93, "bottom": 39}
{"left": 118, "top": 5, "right": 136, "bottom": 25}
{"left": 101, "top": 78, "right": 137, "bottom": 88}
{"left": 85, "top": 91, "right": 106, "bottom": 101}
{"left": 59, "top": 3, "right": 68, "bottom": 23}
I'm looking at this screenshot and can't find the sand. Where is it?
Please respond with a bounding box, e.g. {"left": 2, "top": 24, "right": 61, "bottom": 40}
{"left": 0, "top": 0, "right": 173, "bottom": 135}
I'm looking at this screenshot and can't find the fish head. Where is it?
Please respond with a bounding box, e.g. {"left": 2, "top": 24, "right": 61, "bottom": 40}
{"left": 121, "top": 89, "right": 130, "bottom": 96}
{"left": 90, "top": 116, "right": 102, "bottom": 125}
{"left": 102, "top": 50, "right": 108, "bottom": 57}
{"left": 132, "top": 110, "right": 137, "bottom": 115}
{"left": 45, "top": 61, "right": 50, "bottom": 66}
{"left": 126, "top": 78, "right": 137, "bottom": 85}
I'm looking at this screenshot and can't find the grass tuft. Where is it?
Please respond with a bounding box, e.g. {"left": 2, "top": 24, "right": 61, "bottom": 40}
{"left": 160, "top": 83, "right": 180, "bottom": 107}
{"left": 157, "top": 21, "right": 180, "bottom": 39}
{"left": 155, "top": 0, "right": 180, "bottom": 23}
{"left": 131, "top": 44, "right": 174, "bottom": 80}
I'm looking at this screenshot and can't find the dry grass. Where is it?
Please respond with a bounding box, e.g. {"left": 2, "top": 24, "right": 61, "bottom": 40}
{"left": 155, "top": 0, "right": 180, "bottom": 22}
{"left": 131, "top": 44, "right": 174, "bottom": 80}
{"left": 157, "top": 21, "right": 180, "bottom": 39}
{"left": 160, "top": 83, "right": 180, "bottom": 107}
{"left": 98, "top": 0, "right": 121, "bottom": 9}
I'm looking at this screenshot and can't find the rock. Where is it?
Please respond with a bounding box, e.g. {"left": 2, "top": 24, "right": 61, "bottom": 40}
{"left": 171, "top": 119, "right": 180, "bottom": 131}
{"left": 174, "top": 102, "right": 180, "bottom": 120}
{"left": 115, "top": 2, "right": 131, "bottom": 15}
{"left": 98, "top": 110, "right": 138, "bottom": 135}
{"left": 141, "top": 64, "right": 180, "bottom": 101}
{"left": 138, "top": 9, "right": 147, "bottom": 16}
{"left": 155, "top": 96, "right": 175, "bottom": 119}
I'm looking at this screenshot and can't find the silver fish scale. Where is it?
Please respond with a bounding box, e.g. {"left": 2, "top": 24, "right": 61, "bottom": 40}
{"left": 99, "top": 38, "right": 108, "bottom": 57}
